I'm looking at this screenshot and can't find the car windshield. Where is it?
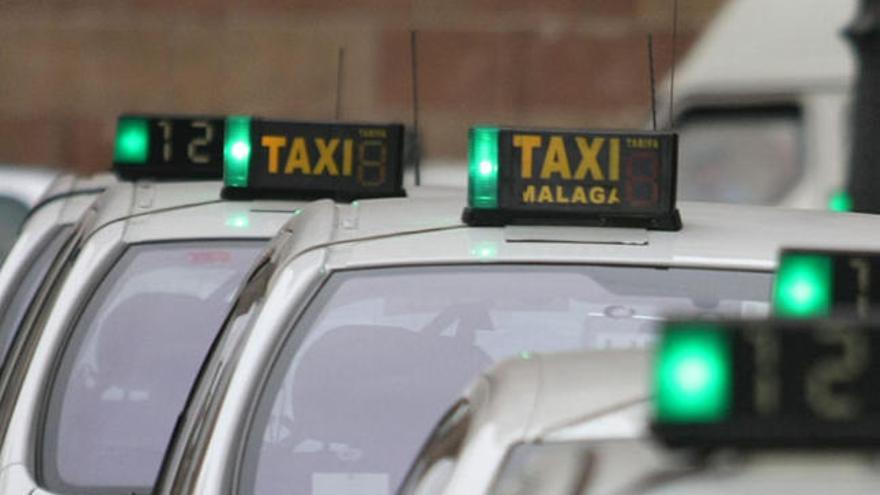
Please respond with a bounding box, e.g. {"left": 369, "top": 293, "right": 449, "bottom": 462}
{"left": 0, "top": 225, "right": 72, "bottom": 366}
{"left": 42, "top": 240, "right": 263, "bottom": 493}
{"left": 242, "top": 264, "right": 771, "bottom": 494}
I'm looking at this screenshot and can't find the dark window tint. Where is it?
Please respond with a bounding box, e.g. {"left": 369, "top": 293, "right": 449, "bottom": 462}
{"left": 677, "top": 106, "right": 803, "bottom": 205}
{"left": 43, "top": 241, "right": 262, "bottom": 493}
{"left": 243, "top": 265, "right": 771, "bottom": 494}
{"left": 0, "top": 196, "right": 29, "bottom": 263}
{"left": 0, "top": 226, "right": 72, "bottom": 366}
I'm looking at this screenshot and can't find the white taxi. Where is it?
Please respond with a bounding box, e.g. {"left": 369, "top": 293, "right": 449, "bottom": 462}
{"left": 402, "top": 317, "right": 880, "bottom": 495}
{"left": 0, "top": 172, "right": 115, "bottom": 365}
{"left": 0, "top": 114, "right": 411, "bottom": 495}
{"left": 155, "top": 126, "right": 880, "bottom": 495}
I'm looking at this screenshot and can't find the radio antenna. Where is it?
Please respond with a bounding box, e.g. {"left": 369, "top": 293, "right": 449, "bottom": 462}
{"left": 410, "top": 30, "right": 422, "bottom": 186}
{"left": 647, "top": 34, "right": 658, "bottom": 131}
{"left": 335, "top": 47, "right": 345, "bottom": 121}
{"left": 668, "top": 0, "right": 678, "bottom": 129}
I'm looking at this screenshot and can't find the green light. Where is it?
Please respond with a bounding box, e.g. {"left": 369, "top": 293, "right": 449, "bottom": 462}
{"left": 224, "top": 116, "right": 252, "bottom": 188}
{"left": 655, "top": 323, "right": 731, "bottom": 423}
{"left": 828, "top": 191, "right": 853, "bottom": 212}
{"left": 114, "top": 117, "right": 149, "bottom": 164}
{"left": 468, "top": 126, "right": 499, "bottom": 209}
{"left": 470, "top": 241, "right": 498, "bottom": 260}
{"left": 773, "top": 253, "right": 832, "bottom": 318}
{"left": 225, "top": 212, "right": 250, "bottom": 229}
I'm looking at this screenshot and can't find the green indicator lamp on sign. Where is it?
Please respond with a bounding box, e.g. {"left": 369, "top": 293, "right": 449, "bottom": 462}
{"left": 224, "top": 116, "right": 252, "bottom": 188}
{"left": 773, "top": 253, "right": 832, "bottom": 318}
{"left": 654, "top": 323, "right": 732, "bottom": 423}
{"left": 828, "top": 190, "right": 853, "bottom": 212}
{"left": 468, "top": 127, "right": 500, "bottom": 209}
{"left": 113, "top": 117, "right": 149, "bottom": 164}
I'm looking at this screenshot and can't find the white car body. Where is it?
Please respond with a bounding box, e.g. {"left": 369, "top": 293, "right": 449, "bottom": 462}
{"left": 0, "top": 164, "right": 58, "bottom": 208}
{"left": 0, "top": 165, "right": 62, "bottom": 260}
{"left": 401, "top": 350, "right": 880, "bottom": 495}
{"left": 155, "top": 194, "right": 880, "bottom": 495}
{"left": 0, "top": 179, "right": 303, "bottom": 495}
{"left": 0, "top": 174, "right": 115, "bottom": 358}
{"left": 400, "top": 350, "right": 650, "bottom": 495}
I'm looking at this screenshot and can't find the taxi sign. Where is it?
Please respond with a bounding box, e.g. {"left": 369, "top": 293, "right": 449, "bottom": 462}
{"left": 653, "top": 319, "right": 880, "bottom": 448}
{"left": 222, "top": 117, "right": 406, "bottom": 200}
{"left": 774, "top": 249, "right": 880, "bottom": 319}
{"left": 462, "top": 126, "right": 681, "bottom": 230}
{"left": 113, "top": 114, "right": 225, "bottom": 180}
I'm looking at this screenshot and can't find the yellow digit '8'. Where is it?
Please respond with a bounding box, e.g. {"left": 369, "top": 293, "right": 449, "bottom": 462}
{"left": 357, "top": 139, "right": 387, "bottom": 187}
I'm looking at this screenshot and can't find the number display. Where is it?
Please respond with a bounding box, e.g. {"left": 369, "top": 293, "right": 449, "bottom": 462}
{"left": 113, "top": 115, "right": 225, "bottom": 180}
{"left": 625, "top": 151, "right": 660, "bottom": 207}
{"left": 187, "top": 120, "right": 214, "bottom": 164}
{"left": 655, "top": 319, "right": 880, "bottom": 448}
{"left": 804, "top": 328, "right": 869, "bottom": 420}
{"left": 777, "top": 250, "right": 880, "bottom": 319}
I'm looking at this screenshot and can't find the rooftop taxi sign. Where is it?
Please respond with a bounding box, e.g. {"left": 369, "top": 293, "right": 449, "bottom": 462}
{"left": 223, "top": 117, "right": 406, "bottom": 200}
{"left": 113, "top": 114, "right": 225, "bottom": 180}
{"left": 464, "top": 126, "right": 681, "bottom": 230}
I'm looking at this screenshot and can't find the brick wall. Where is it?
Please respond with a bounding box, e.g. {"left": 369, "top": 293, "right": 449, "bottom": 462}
{"left": 0, "top": 0, "right": 726, "bottom": 173}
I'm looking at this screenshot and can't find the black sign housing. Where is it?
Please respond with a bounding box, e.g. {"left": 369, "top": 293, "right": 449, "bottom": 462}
{"left": 113, "top": 114, "right": 225, "bottom": 180}
{"left": 224, "top": 119, "right": 406, "bottom": 201}
{"left": 654, "top": 318, "right": 880, "bottom": 449}
{"left": 464, "top": 127, "right": 681, "bottom": 230}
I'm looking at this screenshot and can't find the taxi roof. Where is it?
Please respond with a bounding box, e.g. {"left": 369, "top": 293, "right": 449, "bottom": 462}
{"left": 0, "top": 164, "right": 59, "bottom": 207}
{"left": 83, "top": 180, "right": 301, "bottom": 244}
{"left": 272, "top": 195, "right": 880, "bottom": 272}
{"left": 40, "top": 172, "right": 116, "bottom": 201}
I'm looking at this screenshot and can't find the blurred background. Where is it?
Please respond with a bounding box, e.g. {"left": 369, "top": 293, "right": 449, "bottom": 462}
{"left": 0, "top": 0, "right": 724, "bottom": 173}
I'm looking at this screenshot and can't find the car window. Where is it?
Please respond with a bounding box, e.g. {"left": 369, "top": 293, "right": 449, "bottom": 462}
{"left": 42, "top": 241, "right": 263, "bottom": 493}
{"left": 677, "top": 106, "right": 803, "bottom": 205}
{"left": 241, "top": 264, "right": 771, "bottom": 495}
{"left": 0, "top": 196, "right": 30, "bottom": 263}
{"left": 0, "top": 225, "right": 72, "bottom": 366}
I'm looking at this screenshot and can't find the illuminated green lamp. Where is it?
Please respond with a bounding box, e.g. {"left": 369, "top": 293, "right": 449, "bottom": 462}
{"left": 468, "top": 126, "right": 500, "bottom": 209}
{"left": 828, "top": 190, "right": 853, "bottom": 212}
{"left": 773, "top": 253, "right": 832, "bottom": 318}
{"left": 113, "top": 117, "right": 149, "bottom": 164}
{"left": 225, "top": 212, "right": 250, "bottom": 229}
{"left": 470, "top": 241, "right": 498, "bottom": 260}
{"left": 224, "top": 116, "right": 252, "bottom": 188}
{"left": 654, "top": 322, "right": 731, "bottom": 423}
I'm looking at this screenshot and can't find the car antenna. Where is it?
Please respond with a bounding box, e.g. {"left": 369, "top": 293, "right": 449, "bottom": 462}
{"left": 410, "top": 29, "right": 422, "bottom": 186}
{"left": 647, "top": 33, "right": 658, "bottom": 131}
{"left": 668, "top": 0, "right": 678, "bottom": 130}
{"left": 335, "top": 46, "right": 345, "bottom": 121}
